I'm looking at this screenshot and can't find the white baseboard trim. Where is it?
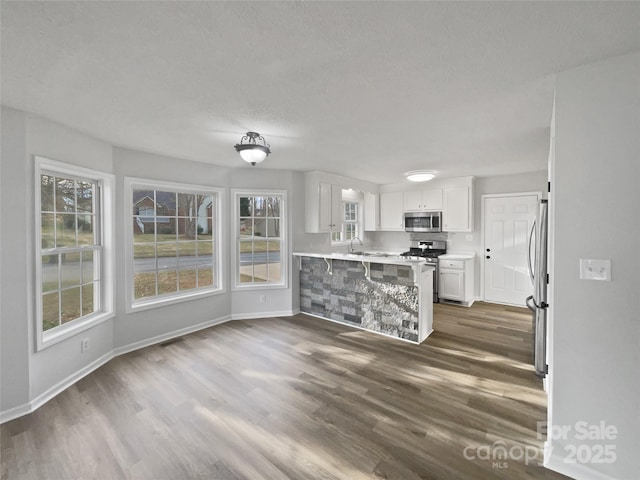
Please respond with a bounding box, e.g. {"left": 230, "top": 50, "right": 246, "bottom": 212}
{"left": 1, "top": 350, "right": 114, "bottom": 424}
{"left": 1, "top": 314, "right": 233, "bottom": 424}
{"left": 545, "top": 445, "right": 619, "bottom": 480}
{"left": 113, "top": 314, "right": 232, "bottom": 357}
{"left": 231, "top": 310, "right": 296, "bottom": 321}
{"left": 2, "top": 310, "right": 303, "bottom": 423}
{"left": 0, "top": 401, "right": 33, "bottom": 424}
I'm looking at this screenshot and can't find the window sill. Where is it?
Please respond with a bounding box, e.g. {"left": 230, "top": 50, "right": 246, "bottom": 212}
{"left": 39, "top": 311, "right": 115, "bottom": 351}
{"left": 127, "top": 287, "right": 225, "bottom": 314}
{"left": 232, "top": 282, "right": 288, "bottom": 292}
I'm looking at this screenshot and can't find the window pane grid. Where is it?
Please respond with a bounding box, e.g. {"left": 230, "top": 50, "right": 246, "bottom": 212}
{"left": 40, "top": 171, "right": 102, "bottom": 333}
{"left": 132, "top": 186, "right": 217, "bottom": 304}
{"left": 237, "top": 195, "right": 283, "bottom": 285}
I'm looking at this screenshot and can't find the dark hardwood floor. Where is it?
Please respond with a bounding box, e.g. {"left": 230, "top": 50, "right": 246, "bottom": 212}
{"left": 1, "top": 302, "right": 570, "bottom": 480}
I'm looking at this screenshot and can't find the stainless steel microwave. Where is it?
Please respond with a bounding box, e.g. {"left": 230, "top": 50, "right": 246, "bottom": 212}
{"left": 403, "top": 211, "right": 442, "bottom": 232}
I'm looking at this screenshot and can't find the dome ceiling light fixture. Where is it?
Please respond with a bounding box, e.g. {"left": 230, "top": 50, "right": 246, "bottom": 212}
{"left": 405, "top": 170, "right": 436, "bottom": 182}
{"left": 234, "top": 131, "right": 271, "bottom": 166}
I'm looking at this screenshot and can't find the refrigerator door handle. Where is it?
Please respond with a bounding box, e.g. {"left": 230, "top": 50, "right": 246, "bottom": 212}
{"left": 527, "top": 219, "right": 536, "bottom": 284}
{"left": 526, "top": 295, "right": 536, "bottom": 313}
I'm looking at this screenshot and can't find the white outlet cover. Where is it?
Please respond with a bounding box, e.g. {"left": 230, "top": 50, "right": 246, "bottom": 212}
{"left": 579, "top": 259, "right": 611, "bottom": 281}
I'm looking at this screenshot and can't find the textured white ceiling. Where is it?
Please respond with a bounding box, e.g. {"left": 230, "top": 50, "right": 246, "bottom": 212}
{"left": 2, "top": 1, "right": 639, "bottom": 184}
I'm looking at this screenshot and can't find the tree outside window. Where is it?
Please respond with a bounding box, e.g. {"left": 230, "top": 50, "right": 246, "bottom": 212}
{"left": 126, "top": 179, "right": 222, "bottom": 309}
{"left": 236, "top": 192, "right": 285, "bottom": 287}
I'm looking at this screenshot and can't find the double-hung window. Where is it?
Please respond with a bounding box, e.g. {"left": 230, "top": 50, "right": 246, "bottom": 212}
{"left": 331, "top": 201, "right": 361, "bottom": 243}
{"left": 35, "top": 157, "right": 115, "bottom": 349}
{"left": 233, "top": 190, "right": 287, "bottom": 288}
{"left": 125, "top": 178, "right": 223, "bottom": 311}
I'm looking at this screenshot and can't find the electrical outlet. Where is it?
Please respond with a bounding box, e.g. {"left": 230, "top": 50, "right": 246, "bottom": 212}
{"left": 259, "top": 295, "right": 266, "bottom": 303}
{"left": 579, "top": 259, "right": 611, "bottom": 281}
{"left": 81, "top": 338, "right": 90, "bottom": 353}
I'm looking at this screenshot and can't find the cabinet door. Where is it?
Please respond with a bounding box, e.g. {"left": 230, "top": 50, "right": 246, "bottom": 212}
{"left": 318, "top": 183, "right": 342, "bottom": 233}
{"left": 403, "top": 190, "right": 422, "bottom": 211}
{"left": 439, "top": 270, "right": 464, "bottom": 300}
{"left": 422, "top": 188, "right": 443, "bottom": 210}
{"left": 318, "top": 183, "right": 333, "bottom": 232}
{"left": 364, "top": 192, "right": 379, "bottom": 231}
{"left": 379, "top": 192, "right": 404, "bottom": 231}
{"left": 443, "top": 186, "right": 471, "bottom": 232}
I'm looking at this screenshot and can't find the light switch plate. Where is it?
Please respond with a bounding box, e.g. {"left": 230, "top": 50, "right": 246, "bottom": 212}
{"left": 579, "top": 259, "right": 611, "bottom": 281}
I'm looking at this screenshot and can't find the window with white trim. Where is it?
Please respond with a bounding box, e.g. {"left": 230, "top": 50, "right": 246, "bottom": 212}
{"left": 125, "top": 178, "right": 223, "bottom": 311}
{"left": 35, "top": 157, "right": 114, "bottom": 348}
{"left": 331, "top": 201, "right": 361, "bottom": 243}
{"left": 234, "top": 190, "right": 286, "bottom": 288}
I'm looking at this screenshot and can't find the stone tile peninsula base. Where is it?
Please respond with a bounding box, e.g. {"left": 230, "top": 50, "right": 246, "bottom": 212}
{"left": 294, "top": 253, "right": 434, "bottom": 343}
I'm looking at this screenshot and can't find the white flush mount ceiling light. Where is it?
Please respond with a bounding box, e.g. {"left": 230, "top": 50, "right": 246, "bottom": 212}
{"left": 405, "top": 170, "right": 436, "bottom": 182}
{"left": 234, "top": 132, "right": 271, "bottom": 166}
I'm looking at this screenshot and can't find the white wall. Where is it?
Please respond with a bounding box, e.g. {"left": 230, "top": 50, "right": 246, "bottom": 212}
{"left": 547, "top": 52, "right": 639, "bottom": 480}
{"left": 369, "top": 171, "right": 548, "bottom": 297}
{"left": 0, "top": 110, "right": 302, "bottom": 420}
{"left": 112, "top": 147, "right": 233, "bottom": 350}
{"left": 1, "top": 107, "right": 31, "bottom": 414}
{"left": 228, "top": 167, "right": 298, "bottom": 319}
{"left": 449, "top": 171, "right": 548, "bottom": 298}
{"left": 0, "top": 108, "right": 116, "bottom": 418}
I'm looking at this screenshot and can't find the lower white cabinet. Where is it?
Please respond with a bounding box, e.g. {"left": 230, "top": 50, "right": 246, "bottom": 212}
{"left": 438, "top": 255, "right": 475, "bottom": 307}
{"left": 439, "top": 269, "right": 465, "bottom": 300}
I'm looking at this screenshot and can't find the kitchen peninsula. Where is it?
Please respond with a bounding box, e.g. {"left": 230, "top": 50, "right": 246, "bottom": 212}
{"left": 293, "top": 252, "right": 434, "bottom": 343}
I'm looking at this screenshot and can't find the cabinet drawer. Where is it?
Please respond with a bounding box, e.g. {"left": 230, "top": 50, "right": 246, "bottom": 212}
{"left": 440, "top": 259, "right": 464, "bottom": 269}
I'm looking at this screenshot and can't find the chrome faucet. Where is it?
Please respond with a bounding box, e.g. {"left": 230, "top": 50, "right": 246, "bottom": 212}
{"left": 349, "top": 236, "right": 363, "bottom": 253}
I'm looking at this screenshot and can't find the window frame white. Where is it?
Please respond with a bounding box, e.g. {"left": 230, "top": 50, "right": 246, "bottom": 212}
{"left": 34, "top": 156, "right": 115, "bottom": 351}
{"left": 124, "top": 177, "right": 225, "bottom": 313}
{"left": 331, "top": 199, "right": 363, "bottom": 246}
{"left": 232, "top": 189, "right": 288, "bottom": 291}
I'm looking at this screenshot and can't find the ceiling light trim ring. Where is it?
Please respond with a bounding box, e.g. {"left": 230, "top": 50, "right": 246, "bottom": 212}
{"left": 405, "top": 170, "right": 436, "bottom": 182}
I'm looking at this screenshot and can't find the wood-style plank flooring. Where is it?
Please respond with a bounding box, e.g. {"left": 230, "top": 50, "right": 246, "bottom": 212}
{"left": 1, "top": 302, "right": 570, "bottom": 479}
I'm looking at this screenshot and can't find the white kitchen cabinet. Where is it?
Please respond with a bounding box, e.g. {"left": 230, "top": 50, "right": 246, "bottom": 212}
{"left": 305, "top": 175, "right": 342, "bottom": 233}
{"left": 403, "top": 188, "right": 443, "bottom": 211}
{"left": 364, "top": 192, "right": 379, "bottom": 231}
{"left": 442, "top": 182, "right": 473, "bottom": 232}
{"left": 438, "top": 255, "right": 475, "bottom": 307}
{"left": 439, "top": 269, "right": 465, "bottom": 301}
{"left": 379, "top": 191, "right": 404, "bottom": 231}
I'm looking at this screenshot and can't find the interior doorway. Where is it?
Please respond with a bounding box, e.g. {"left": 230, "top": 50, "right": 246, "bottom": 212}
{"left": 482, "top": 193, "right": 540, "bottom": 306}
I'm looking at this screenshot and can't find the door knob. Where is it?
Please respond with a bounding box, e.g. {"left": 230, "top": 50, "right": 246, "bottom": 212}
{"left": 486, "top": 248, "right": 491, "bottom": 252}
{"left": 486, "top": 256, "right": 491, "bottom": 259}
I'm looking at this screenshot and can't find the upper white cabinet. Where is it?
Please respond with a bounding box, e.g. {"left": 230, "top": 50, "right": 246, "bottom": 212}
{"left": 379, "top": 191, "right": 404, "bottom": 231}
{"left": 305, "top": 176, "right": 342, "bottom": 233}
{"left": 403, "top": 188, "right": 443, "bottom": 211}
{"left": 442, "top": 178, "right": 474, "bottom": 232}
{"left": 364, "top": 192, "right": 379, "bottom": 231}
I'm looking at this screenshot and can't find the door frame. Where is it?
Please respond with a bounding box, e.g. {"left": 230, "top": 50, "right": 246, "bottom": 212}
{"left": 480, "top": 191, "right": 542, "bottom": 305}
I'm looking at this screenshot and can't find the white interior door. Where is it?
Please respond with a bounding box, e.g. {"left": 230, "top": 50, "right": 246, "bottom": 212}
{"left": 483, "top": 194, "right": 539, "bottom": 306}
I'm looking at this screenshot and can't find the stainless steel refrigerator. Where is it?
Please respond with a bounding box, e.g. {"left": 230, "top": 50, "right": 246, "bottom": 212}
{"left": 526, "top": 199, "right": 549, "bottom": 378}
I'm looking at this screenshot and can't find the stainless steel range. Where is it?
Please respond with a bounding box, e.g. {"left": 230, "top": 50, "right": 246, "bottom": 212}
{"left": 400, "top": 240, "right": 447, "bottom": 302}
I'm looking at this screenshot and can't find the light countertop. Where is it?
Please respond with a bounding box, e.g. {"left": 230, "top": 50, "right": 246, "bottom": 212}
{"left": 293, "top": 251, "right": 435, "bottom": 268}
{"left": 438, "top": 253, "right": 475, "bottom": 260}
